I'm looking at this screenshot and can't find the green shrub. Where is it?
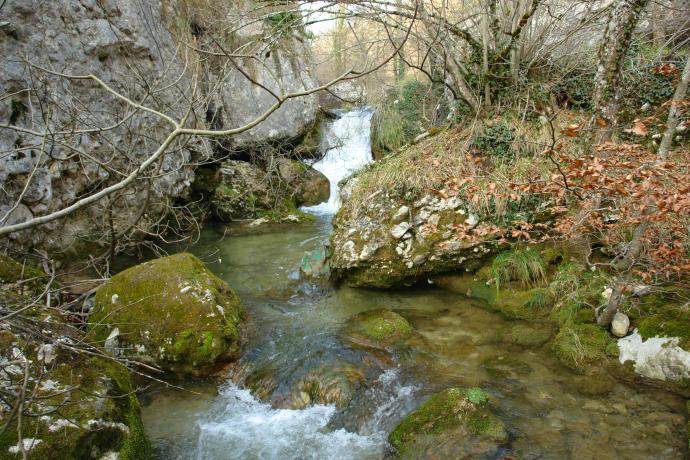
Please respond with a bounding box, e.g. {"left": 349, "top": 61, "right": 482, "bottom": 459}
{"left": 473, "top": 122, "right": 516, "bottom": 159}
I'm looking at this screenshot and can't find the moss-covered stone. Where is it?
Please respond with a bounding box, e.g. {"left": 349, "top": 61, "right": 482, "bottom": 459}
{"left": 638, "top": 304, "right": 690, "bottom": 351}
{"left": 90, "top": 253, "right": 244, "bottom": 377}
{"left": 552, "top": 324, "right": 613, "bottom": 374}
{"left": 506, "top": 325, "right": 553, "bottom": 347}
{"left": 568, "top": 369, "right": 617, "bottom": 396}
{"left": 342, "top": 309, "right": 413, "bottom": 350}
{"left": 388, "top": 387, "right": 506, "bottom": 459}
{"left": 0, "top": 254, "right": 49, "bottom": 298}
{"left": 493, "top": 287, "right": 554, "bottom": 320}
{"left": 0, "top": 350, "right": 149, "bottom": 460}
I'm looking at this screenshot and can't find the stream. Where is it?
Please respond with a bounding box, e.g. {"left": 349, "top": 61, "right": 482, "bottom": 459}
{"left": 140, "top": 109, "right": 687, "bottom": 459}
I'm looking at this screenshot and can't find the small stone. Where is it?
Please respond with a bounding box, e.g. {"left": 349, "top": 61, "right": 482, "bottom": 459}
{"left": 631, "top": 285, "right": 651, "bottom": 297}
{"left": 641, "top": 102, "right": 651, "bottom": 111}
{"left": 413, "top": 254, "right": 426, "bottom": 266}
{"left": 105, "top": 328, "right": 120, "bottom": 355}
{"left": 37, "top": 344, "right": 57, "bottom": 365}
{"left": 391, "top": 222, "right": 411, "bottom": 239}
{"left": 249, "top": 217, "right": 269, "bottom": 227}
{"left": 392, "top": 206, "right": 409, "bottom": 224}
{"left": 427, "top": 214, "right": 440, "bottom": 226}
{"left": 466, "top": 214, "right": 479, "bottom": 228}
{"left": 611, "top": 312, "right": 630, "bottom": 337}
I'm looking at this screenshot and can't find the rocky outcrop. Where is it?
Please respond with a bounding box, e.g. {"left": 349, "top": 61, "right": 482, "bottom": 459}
{"left": 1, "top": 0, "right": 322, "bottom": 255}
{"left": 330, "top": 187, "right": 493, "bottom": 288}
{"left": 197, "top": 5, "right": 319, "bottom": 151}
{"left": 90, "top": 253, "right": 244, "bottom": 376}
{"left": 0, "top": 335, "right": 149, "bottom": 459}
{"left": 388, "top": 387, "right": 506, "bottom": 459}
{"left": 618, "top": 329, "right": 690, "bottom": 382}
{"left": 0, "top": 0, "right": 209, "bottom": 253}
{"left": 210, "top": 159, "right": 328, "bottom": 221}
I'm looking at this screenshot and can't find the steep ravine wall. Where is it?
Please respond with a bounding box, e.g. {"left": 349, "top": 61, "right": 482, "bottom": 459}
{"left": 0, "top": 0, "right": 319, "bottom": 256}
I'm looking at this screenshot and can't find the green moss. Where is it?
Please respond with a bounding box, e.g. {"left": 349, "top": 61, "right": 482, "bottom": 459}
{"left": 465, "top": 387, "right": 488, "bottom": 404}
{"left": 552, "top": 324, "right": 613, "bottom": 374}
{"left": 344, "top": 309, "right": 413, "bottom": 350}
{"left": 507, "top": 325, "right": 552, "bottom": 347}
{"left": 388, "top": 387, "right": 505, "bottom": 455}
{"left": 197, "top": 331, "right": 214, "bottom": 357}
{"left": 605, "top": 341, "right": 620, "bottom": 358}
{"left": 0, "top": 254, "right": 48, "bottom": 297}
{"left": 638, "top": 305, "right": 690, "bottom": 351}
{"left": 493, "top": 287, "right": 554, "bottom": 320}
{"left": 90, "top": 253, "right": 244, "bottom": 376}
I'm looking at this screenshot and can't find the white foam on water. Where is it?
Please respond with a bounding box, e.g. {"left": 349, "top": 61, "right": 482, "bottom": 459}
{"left": 303, "top": 107, "right": 374, "bottom": 215}
{"left": 194, "top": 383, "right": 385, "bottom": 460}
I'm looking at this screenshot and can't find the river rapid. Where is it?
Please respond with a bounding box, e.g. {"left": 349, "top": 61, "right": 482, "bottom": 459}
{"left": 140, "top": 108, "right": 687, "bottom": 459}
{"left": 140, "top": 215, "right": 686, "bottom": 459}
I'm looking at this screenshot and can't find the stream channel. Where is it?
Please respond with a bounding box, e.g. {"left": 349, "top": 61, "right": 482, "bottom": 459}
{"left": 140, "top": 108, "right": 687, "bottom": 459}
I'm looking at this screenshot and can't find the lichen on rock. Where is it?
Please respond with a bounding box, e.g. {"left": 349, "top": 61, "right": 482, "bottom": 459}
{"left": 90, "top": 253, "right": 244, "bottom": 377}
{"left": 330, "top": 188, "right": 494, "bottom": 288}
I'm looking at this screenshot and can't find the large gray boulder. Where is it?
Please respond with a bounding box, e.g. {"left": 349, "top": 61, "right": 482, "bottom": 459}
{"left": 0, "top": 0, "right": 210, "bottom": 253}
{"left": 198, "top": 6, "right": 319, "bottom": 150}
{"left": 0, "top": 0, "right": 321, "bottom": 255}
{"left": 330, "top": 182, "right": 493, "bottom": 288}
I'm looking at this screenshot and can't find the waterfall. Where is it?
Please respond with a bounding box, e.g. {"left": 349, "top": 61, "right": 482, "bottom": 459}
{"left": 304, "top": 107, "right": 374, "bottom": 214}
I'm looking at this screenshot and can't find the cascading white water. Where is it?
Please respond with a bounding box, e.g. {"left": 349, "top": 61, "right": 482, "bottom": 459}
{"left": 304, "top": 107, "right": 375, "bottom": 214}
{"left": 193, "top": 383, "right": 385, "bottom": 460}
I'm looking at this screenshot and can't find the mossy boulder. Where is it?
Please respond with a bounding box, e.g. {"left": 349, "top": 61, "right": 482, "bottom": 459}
{"left": 342, "top": 309, "right": 413, "bottom": 350}
{"left": 90, "top": 253, "right": 244, "bottom": 377}
{"left": 388, "top": 387, "right": 506, "bottom": 459}
{"left": 552, "top": 324, "right": 614, "bottom": 374}
{"left": 330, "top": 191, "right": 495, "bottom": 289}
{"left": 506, "top": 325, "right": 553, "bottom": 347}
{"left": 210, "top": 159, "right": 326, "bottom": 222}
{"left": 275, "top": 158, "right": 329, "bottom": 207}
{"left": 637, "top": 304, "right": 690, "bottom": 351}
{"left": 0, "top": 254, "right": 55, "bottom": 303}
{"left": 0, "top": 336, "right": 148, "bottom": 459}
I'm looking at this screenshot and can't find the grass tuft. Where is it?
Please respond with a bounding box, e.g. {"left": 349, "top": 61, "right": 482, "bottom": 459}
{"left": 491, "top": 248, "right": 546, "bottom": 291}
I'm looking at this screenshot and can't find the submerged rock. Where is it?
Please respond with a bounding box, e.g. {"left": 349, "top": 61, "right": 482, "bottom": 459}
{"left": 300, "top": 246, "right": 331, "bottom": 281}
{"left": 506, "top": 325, "right": 553, "bottom": 347}
{"left": 284, "top": 363, "right": 365, "bottom": 409}
{"left": 388, "top": 387, "right": 506, "bottom": 459}
{"left": 342, "top": 309, "right": 413, "bottom": 350}
{"left": 90, "top": 253, "right": 244, "bottom": 377}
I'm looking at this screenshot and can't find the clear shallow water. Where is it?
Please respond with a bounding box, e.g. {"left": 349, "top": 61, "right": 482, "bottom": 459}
{"left": 141, "top": 216, "right": 688, "bottom": 460}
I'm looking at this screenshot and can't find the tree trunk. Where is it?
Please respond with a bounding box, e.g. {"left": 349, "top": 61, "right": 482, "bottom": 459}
{"left": 597, "top": 220, "right": 649, "bottom": 328}
{"left": 658, "top": 52, "right": 690, "bottom": 161}
{"left": 590, "top": 0, "right": 650, "bottom": 144}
